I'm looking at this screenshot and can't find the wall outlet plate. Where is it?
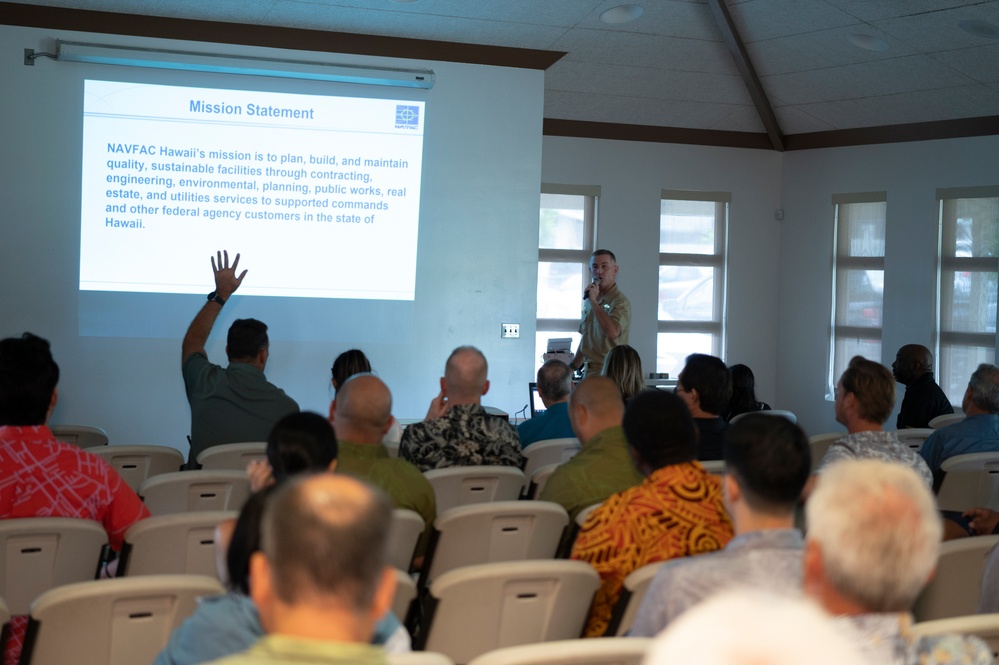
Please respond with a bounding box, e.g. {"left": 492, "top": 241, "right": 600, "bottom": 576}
{"left": 501, "top": 323, "right": 520, "bottom": 338}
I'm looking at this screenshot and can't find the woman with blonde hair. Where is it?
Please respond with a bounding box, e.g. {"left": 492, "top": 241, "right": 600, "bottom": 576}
{"left": 602, "top": 344, "right": 646, "bottom": 403}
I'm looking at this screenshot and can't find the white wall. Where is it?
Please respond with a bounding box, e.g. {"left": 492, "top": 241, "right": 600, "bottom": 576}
{"left": 778, "top": 135, "right": 999, "bottom": 435}
{"left": 541, "top": 136, "right": 784, "bottom": 408}
{"left": 0, "top": 23, "right": 544, "bottom": 452}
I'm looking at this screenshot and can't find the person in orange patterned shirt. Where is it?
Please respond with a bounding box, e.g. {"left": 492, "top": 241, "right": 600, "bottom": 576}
{"left": 571, "top": 389, "right": 733, "bottom": 637}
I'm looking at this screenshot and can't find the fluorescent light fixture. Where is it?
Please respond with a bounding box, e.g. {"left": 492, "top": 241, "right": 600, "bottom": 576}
{"left": 847, "top": 33, "right": 889, "bottom": 52}
{"left": 56, "top": 41, "right": 436, "bottom": 89}
{"left": 600, "top": 4, "right": 644, "bottom": 24}
{"left": 959, "top": 20, "right": 999, "bottom": 39}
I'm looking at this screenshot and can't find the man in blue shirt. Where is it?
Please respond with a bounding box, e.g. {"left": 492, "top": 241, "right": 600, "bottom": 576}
{"left": 518, "top": 360, "right": 575, "bottom": 448}
{"left": 920, "top": 363, "right": 999, "bottom": 488}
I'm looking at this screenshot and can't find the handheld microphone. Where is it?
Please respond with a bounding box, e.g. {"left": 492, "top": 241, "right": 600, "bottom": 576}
{"left": 583, "top": 275, "right": 599, "bottom": 301}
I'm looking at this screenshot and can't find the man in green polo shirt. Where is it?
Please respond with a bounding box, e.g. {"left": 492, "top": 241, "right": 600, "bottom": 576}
{"left": 182, "top": 250, "right": 299, "bottom": 464}
{"left": 572, "top": 249, "right": 631, "bottom": 377}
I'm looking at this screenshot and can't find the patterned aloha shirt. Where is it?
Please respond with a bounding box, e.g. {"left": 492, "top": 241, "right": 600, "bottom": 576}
{"left": 398, "top": 403, "right": 524, "bottom": 472}
{"left": 817, "top": 430, "right": 934, "bottom": 489}
{"left": 836, "top": 613, "right": 995, "bottom": 665}
{"left": 571, "top": 461, "right": 733, "bottom": 637}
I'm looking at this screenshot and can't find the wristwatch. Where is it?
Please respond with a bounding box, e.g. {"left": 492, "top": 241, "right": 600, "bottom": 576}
{"left": 207, "top": 291, "right": 226, "bottom": 306}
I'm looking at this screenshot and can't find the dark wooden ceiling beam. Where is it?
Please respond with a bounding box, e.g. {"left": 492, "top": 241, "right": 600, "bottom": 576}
{"left": 706, "top": 0, "right": 784, "bottom": 152}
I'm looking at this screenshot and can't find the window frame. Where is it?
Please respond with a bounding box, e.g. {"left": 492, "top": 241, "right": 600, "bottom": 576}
{"left": 657, "top": 190, "right": 730, "bottom": 375}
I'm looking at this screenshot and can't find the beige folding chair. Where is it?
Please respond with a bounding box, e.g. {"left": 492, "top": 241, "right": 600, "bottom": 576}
{"left": 195, "top": 442, "right": 268, "bottom": 471}
{"left": 912, "top": 613, "right": 999, "bottom": 654}
{"left": 937, "top": 453, "right": 999, "bottom": 512}
{"left": 139, "top": 470, "right": 251, "bottom": 516}
{"left": 913, "top": 535, "right": 999, "bottom": 622}
{"left": 700, "top": 459, "right": 725, "bottom": 475}
{"left": 394, "top": 568, "right": 418, "bottom": 623}
{"left": 50, "top": 425, "right": 108, "bottom": 448}
{"left": 90, "top": 445, "right": 185, "bottom": 492}
{"left": 0, "top": 518, "right": 107, "bottom": 615}
{"left": 930, "top": 412, "right": 965, "bottom": 429}
{"left": 522, "top": 438, "right": 580, "bottom": 478}
{"left": 896, "top": 428, "right": 935, "bottom": 451}
{"left": 728, "top": 409, "right": 796, "bottom": 425}
{"left": 389, "top": 653, "right": 454, "bottom": 665}
{"left": 424, "top": 466, "right": 527, "bottom": 514}
{"left": 575, "top": 503, "right": 601, "bottom": 528}
{"left": 418, "top": 560, "right": 601, "bottom": 665}
{"left": 526, "top": 464, "right": 559, "bottom": 500}
{"left": 0, "top": 595, "right": 9, "bottom": 649}
{"left": 603, "top": 561, "right": 666, "bottom": 636}
{"left": 466, "top": 637, "right": 652, "bottom": 665}
{"left": 22, "top": 574, "right": 224, "bottom": 665}
{"left": 420, "top": 501, "right": 568, "bottom": 592}
{"left": 118, "top": 511, "right": 237, "bottom": 579}
{"left": 809, "top": 433, "right": 844, "bottom": 472}
{"left": 387, "top": 509, "right": 425, "bottom": 572}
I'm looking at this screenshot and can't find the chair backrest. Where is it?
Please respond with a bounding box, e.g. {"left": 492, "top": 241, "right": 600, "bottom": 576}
{"left": 118, "top": 511, "right": 237, "bottom": 578}
{"left": 937, "top": 453, "right": 999, "bottom": 512}
{"left": 603, "top": 561, "right": 666, "bottom": 636}
{"left": 422, "top": 501, "right": 569, "bottom": 589}
{"left": 912, "top": 613, "right": 999, "bottom": 655}
{"left": 394, "top": 568, "right": 418, "bottom": 624}
{"left": 420, "top": 560, "right": 601, "bottom": 665}
{"left": 0, "top": 518, "right": 107, "bottom": 615}
{"left": 195, "top": 442, "right": 268, "bottom": 471}
{"left": 808, "top": 433, "right": 844, "bottom": 472}
{"left": 700, "top": 460, "right": 725, "bottom": 475}
{"left": 728, "top": 409, "right": 797, "bottom": 425}
{"left": 912, "top": 535, "right": 999, "bottom": 622}
{"left": 389, "top": 653, "right": 455, "bottom": 665}
{"left": 139, "top": 470, "right": 251, "bottom": 516}
{"left": 575, "top": 503, "right": 601, "bottom": 528}
{"left": 89, "top": 445, "right": 185, "bottom": 492}
{"left": 526, "top": 464, "right": 560, "bottom": 500}
{"left": 466, "top": 637, "right": 652, "bottom": 665}
{"left": 50, "top": 425, "right": 108, "bottom": 448}
{"left": 895, "top": 428, "right": 935, "bottom": 451}
{"left": 23, "top": 574, "right": 224, "bottom": 665}
{"left": 930, "top": 412, "right": 965, "bottom": 429}
{"left": 387, "top": 509, "right": 425, "bottom": 572}
{"left": 424, "top": 466, "right": 527, "bottom": 514}
{"left": 522, "top": 438, "right": 581, "bottom": 478}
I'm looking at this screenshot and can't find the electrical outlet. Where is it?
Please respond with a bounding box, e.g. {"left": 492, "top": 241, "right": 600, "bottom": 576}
{"left": 501, "top": 323, "right": 520, "bottom": 339}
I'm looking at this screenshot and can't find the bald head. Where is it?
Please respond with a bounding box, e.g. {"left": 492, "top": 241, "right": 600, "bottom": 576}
{"left": 569, "top": 376, "right": 624, "bottom": 444}
{"left": 332, "top": 374, "right": 393, "bottom": 444}
{"left": 443, "top": 346, "right": 489, "bottom": 403}
{"left": 893, "top": 344, "right": 933, "bottom": 386}
{"left": 258, "top": 473, "right": 392, "bottom": 611}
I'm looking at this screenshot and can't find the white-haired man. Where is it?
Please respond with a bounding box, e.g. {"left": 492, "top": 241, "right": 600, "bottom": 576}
{"left": 805, "top": 459, "right": 992, "bottom": 664}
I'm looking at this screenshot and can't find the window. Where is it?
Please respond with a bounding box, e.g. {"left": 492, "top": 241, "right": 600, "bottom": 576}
{"left": 536, "top": 185, "right": 598, "bottom": 374}
{"left": 936, "top": 187, "right": 999, "bottom": 403}
{"left": 657, "top": 191, "right": 729, "bottom": 378}
{"left": 828, "top": 193, "right": 886, "bottom": 397}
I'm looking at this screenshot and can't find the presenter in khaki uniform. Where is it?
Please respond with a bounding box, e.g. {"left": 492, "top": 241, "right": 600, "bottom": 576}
{"left": 572, "top": 249, "right": 631, "bottom": 377}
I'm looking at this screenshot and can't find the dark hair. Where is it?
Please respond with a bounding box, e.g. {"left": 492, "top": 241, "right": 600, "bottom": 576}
{"left": 840, "top": 356, "right": 894, "bottom": 424}
{"left": 680, "top": 353, "right": 732, "bottom": 415}
{"left": 0, "top": 333, "right": 60, "bottom": 426}
{"left": 726, "top": 364, "right": 760, "bottom": 420}
{"left": 723, "top": 414, "right": 811, "bottom": 514}
{"left": 331, "top": 349, "right": 372, "bottom": 391}
{"left": 592, "top": 249, "right": 617, "bottom": 263}
{"left": 537, "top": 360, "right": 573, "bottom": 401}
{"left": 623, "top": 390, "right": 697, "bottom": 469}
{"left": 226, "top": 485, "right": 276, "bottom": 595}
{"left": 262, "top": 475, "right": 393, "bottom": 610}
{"left": 266, "top": 412, "right": 338, "bottom": 483}
{"left": 227, "top": 319, "right": 269, "bottom": 361}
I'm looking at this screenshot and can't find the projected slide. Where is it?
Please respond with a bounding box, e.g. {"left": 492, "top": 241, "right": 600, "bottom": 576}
{"left": 80, "top": 80, "right": 425, "bottom": 300}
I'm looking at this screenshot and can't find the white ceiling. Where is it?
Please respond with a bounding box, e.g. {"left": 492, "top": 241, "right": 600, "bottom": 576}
{"left": 10, "top": 0, "right": 999, "bottom": 142}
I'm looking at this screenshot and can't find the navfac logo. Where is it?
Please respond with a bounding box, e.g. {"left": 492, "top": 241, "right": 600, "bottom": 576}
{"left": 395, "top": 105, "right": 420, "bottom": 130}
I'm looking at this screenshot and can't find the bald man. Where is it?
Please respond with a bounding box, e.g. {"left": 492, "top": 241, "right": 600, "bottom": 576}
{"left": 539, "top": 377, "right": 643, "bottom": 522}
{"left": 330, "top": 374, "right": 436, "bottom": 547}
{"left": 892, "top": 344, "right": 953, "bottom": 429}
{"left": 399, "top": 346, "right": 523, "bottom": 472}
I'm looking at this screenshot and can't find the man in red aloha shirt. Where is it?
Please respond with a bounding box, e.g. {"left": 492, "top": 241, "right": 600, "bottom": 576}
{"left": 0, "top": 333, "right": 150, "bottom": 665}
